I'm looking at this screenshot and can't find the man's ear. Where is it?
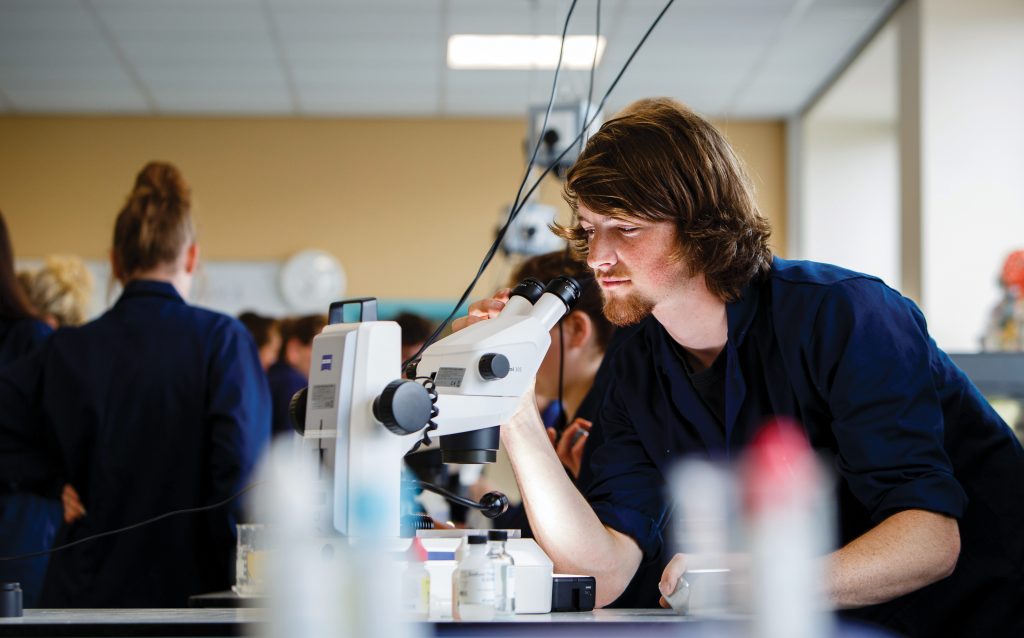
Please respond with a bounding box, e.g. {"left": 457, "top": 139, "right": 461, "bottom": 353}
{"left": 110, "top": 249, "right": 124, "bottom": 283}
{"left": 183, "top": 242, "right": 199, "bottom": 275}
{"left": 566, "top": 310, "right": 594, "bottom": 349}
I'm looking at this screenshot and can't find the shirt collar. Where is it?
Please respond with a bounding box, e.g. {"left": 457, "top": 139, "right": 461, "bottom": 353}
{"left": 725, "top": 256, "right": 776, "bottom": 347}
{"left": 118, "top": 279, "right": 185, "bottom": 304}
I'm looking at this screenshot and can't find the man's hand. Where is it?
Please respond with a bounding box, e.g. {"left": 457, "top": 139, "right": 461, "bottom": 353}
{"left": 546, "top": 418, "right": 592, "bottom": 479}
{"left": 62, "top": 483, "right": 86, "bottom": 524}
{"left": 659, "top": 553, "right": 689, "bottom": 608}
{"left": 451, "top": 288, "right": 511, "bottom": 332}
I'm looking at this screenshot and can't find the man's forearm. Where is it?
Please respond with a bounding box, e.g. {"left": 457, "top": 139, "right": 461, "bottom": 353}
{"left": 501, "top": 401, "right": 642, "bottom": 607}
{"left": 825, "top": 509, "right": 960, "bottom": 608}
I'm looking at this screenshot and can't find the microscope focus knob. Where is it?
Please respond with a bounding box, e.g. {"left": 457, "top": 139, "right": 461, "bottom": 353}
{"left": 373, "top": 379, "right": 433, "bottom": 436}
{"left": 478, "top": 353, "right": 510, "bottom": 380}
{"left": 289, "top": 387, "right": 308, "bottom": 435}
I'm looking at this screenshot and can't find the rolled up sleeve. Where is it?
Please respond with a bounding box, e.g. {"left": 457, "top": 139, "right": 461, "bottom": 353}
{"left": 811, "top": 280, "right": 967, "bottom": 522}
{"left": 585, "top": 380, "right": 670, "bottom": 563}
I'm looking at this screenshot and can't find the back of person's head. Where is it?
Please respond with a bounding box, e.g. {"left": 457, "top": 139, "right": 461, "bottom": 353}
{"left": 558, "top": 97, "right": 772, "bottom": 302}
{"left": 394, "top": 312, "right": 434, "bottom": 349}
{"left": 238, "top": 311, "right": 278, "bottom": 349}
{"left": 286, "top": 314, "right": 326, "bottom": 345}
{"left": 239, "top": 311, "right": 282, "bottom": 370}
{"left": 394, "top": 311, "right": 436, "bottom": 363}
{"left": 0, "top": 209, "right": 39, "bottom": 320}
{"left": 278, "top": 314, "right": 326, "bottom": 371}
{"left": 21, "top": 255, "right": 94, "bottom": 327}
{"left": 112, "top": 161, "right": 194, "bottom": 281}
{"left": 510, "top": 250, "right": 613, "bottom": 350}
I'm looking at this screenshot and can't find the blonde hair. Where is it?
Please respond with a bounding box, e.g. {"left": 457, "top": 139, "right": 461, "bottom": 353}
{"left": 21, "top": 255, "right": 94, "bottom": 326}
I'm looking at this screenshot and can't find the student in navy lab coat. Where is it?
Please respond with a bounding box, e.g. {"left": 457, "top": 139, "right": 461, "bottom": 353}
{"left": 266, "top": 314, "right": 324, "bottom": 436}
{"left": 0, "top": 210, "right": 57, "bottom": 608}
{"left": 0, "top": 162, "right": 271, "bottom": 607}
{"left": 458, "top": 99, "right": 1024, "bottom": 636}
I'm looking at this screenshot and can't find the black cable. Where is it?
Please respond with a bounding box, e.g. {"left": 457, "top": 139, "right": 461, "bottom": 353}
{"left": 508, "top": 0, "right": 579, "bottom": 228}
{"left": 407, "top": 376, "right": 440, "bottom": 454}
{"left": 577, "top": 0, "right": 601, "bottom": 158}
{"left": 557, "top": 320, "right": 567, "bottom": 431}
{"left": 405, "top": 479, "right": 509, "bottom": 518}
{"left": 401, "top": 0, "right": 579, "bottom": 369}
{"left": 558, "top": 0, "right": 600, "bottom": 433}
{"left": 516, "top": 0, "right": 677, "bottom": 219}
{"left": 0, "top": 481, "right": 263, "bottom": 563}
{"left": 402, "top": 0, "right": 675, "bottom": 371}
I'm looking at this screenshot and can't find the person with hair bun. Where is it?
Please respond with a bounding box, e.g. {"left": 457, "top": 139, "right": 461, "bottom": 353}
{"left": 0, "top": 161, "right": 271, "bottom": 607}
{"left": 0, "top": 209, "right": 58, "bottom": 609}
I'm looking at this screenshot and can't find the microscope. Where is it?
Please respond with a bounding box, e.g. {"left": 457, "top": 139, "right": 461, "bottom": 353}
{"left": 289, "top": 276, "right": 580, "bottom": 613}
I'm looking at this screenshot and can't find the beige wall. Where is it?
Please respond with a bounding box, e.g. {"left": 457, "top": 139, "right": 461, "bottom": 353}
{"left": 0, "top": 116, "right": 785, "bottom": 299}
{"left": 718, "top": 119, "right": 787, "bottom": 257}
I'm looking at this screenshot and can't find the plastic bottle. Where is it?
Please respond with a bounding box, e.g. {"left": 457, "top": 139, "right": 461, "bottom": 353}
{"left": 487, "top": 530, "right": 516, "bottom": 618}
{"left": 452, "top": 535, "right": 496, "bottom": 621}
{"left": 742, "top": 418, "right": 833, "bottom": 638}
{"left": 402, "top": 538, "right": 430, "bottom": 618}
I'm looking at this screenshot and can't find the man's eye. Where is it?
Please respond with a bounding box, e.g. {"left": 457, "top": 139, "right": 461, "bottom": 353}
{"left": 619, "top": 227, "right": 639, "bottom": 235}
{"left": 582, "top": 227, "right": 596, "bottom": 238}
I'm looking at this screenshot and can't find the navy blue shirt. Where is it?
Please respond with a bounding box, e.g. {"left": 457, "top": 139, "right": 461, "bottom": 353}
{"left": 266, "top": 361, "right": 306, "bottom": 436}
{"left": 0, "top": 280, "right": 271, "bottom": 607}
{"left": 0, "top": 317, "right": 51, "bottom": 366}
{"left": 0, "top": 315, "right": 56, "bottom": 608}
{"left": 587, "top": 258, "right": 1024, "bottom": 634}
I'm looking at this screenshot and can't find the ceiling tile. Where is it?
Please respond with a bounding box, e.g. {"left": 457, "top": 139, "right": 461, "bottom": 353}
{"left": 0, "top": 0, "right": 899, "bottom": 118}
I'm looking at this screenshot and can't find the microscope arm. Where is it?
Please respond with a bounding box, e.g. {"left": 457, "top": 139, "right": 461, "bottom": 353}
{"left": 299, "top": 277, "right": 579, "bottom": 537}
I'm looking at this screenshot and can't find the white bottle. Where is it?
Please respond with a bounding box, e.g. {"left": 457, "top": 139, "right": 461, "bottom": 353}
{"left": 487, "top": 530, "right": 516, "bottom": 618}
{"left": 453, "top": 535, "right": 496, "bottom": 621}
{"left": 401, "top": 538, "right": 430, "bottom": 618}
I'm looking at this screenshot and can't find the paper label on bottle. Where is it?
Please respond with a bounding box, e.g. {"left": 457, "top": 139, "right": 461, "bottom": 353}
{"left": 457, "top": 569, "right": 495, "bottom": 605}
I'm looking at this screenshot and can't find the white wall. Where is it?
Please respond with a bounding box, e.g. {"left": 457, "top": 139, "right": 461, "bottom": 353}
{"left": 921, "top": 0, "right": 1024, "bottom": 352}
{"left": 798, "top": 23, "right": 900, "bottom": 287}
{"left": 794, "top": 0, "right": 1024, "bottom": 352}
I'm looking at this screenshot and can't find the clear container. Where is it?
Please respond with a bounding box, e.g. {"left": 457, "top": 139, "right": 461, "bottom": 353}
{"left": 453, "top": 535, "right": 495, "bottom": 621}
{"left": 487, "top": 530, "right": 516, "bottom": 618}
{"left": 233, "top": 523, "right": 269, "bottom": 596}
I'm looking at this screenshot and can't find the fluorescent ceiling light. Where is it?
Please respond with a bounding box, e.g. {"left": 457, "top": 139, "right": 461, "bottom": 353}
{"left": 447, "top": 35, "right": 607, "bottom": 70}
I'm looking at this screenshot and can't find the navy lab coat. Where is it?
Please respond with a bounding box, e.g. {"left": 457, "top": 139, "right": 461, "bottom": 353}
{"left": 0, "top": 280, "right": 271, "bottom": 607}
{"left": 587, "top": 258, "right": 1024, "bottom": 635}
{"left": 266, "top": 361, "right": 306, "bottom": 436}
{"left": 0, "top": 316, "right": 57, "bottom": 607}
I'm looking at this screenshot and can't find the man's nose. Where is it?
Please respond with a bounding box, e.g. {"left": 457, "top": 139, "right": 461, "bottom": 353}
{"left": 586, "top": 233, "right": 616, "bottom": 270}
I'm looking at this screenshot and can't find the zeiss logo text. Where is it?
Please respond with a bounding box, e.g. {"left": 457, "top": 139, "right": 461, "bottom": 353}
{"left": 321, "top": 354, "right": 333, "bottom": 371}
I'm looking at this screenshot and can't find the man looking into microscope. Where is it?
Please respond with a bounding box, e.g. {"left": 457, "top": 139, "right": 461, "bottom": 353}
{"left": 456, "top": 98, "right": 1024, "bottom": 636}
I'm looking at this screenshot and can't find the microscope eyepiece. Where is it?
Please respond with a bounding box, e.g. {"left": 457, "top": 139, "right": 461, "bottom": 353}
{"left": 510, "top": 277, "right": 545, "bottom": 304}
{"left": 544, "top": 276, "right": 582, "bottom": 312}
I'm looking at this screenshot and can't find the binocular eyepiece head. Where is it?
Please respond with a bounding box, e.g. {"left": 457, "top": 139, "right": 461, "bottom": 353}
{"left": 510, "top": 275, "right": 581, "bottom": 312}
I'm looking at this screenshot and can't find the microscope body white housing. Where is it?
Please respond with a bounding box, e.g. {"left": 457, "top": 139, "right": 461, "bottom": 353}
{"left": 297, "top": 285, "right": 575, "bottom": 615}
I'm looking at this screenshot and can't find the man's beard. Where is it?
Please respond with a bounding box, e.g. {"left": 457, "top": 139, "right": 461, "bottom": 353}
{"left": 602, "top": 289, "right": 655, "bottom": 326}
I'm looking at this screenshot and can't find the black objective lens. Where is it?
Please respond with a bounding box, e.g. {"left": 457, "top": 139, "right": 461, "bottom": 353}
{"left": 544, "top": 276, "right": 582, "bottom": 312}
{"left": 510, "top": 278, "right": 545, "bottom": 304}
{"left": 440, "top": 426, "right": 500, "bottom": 464}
